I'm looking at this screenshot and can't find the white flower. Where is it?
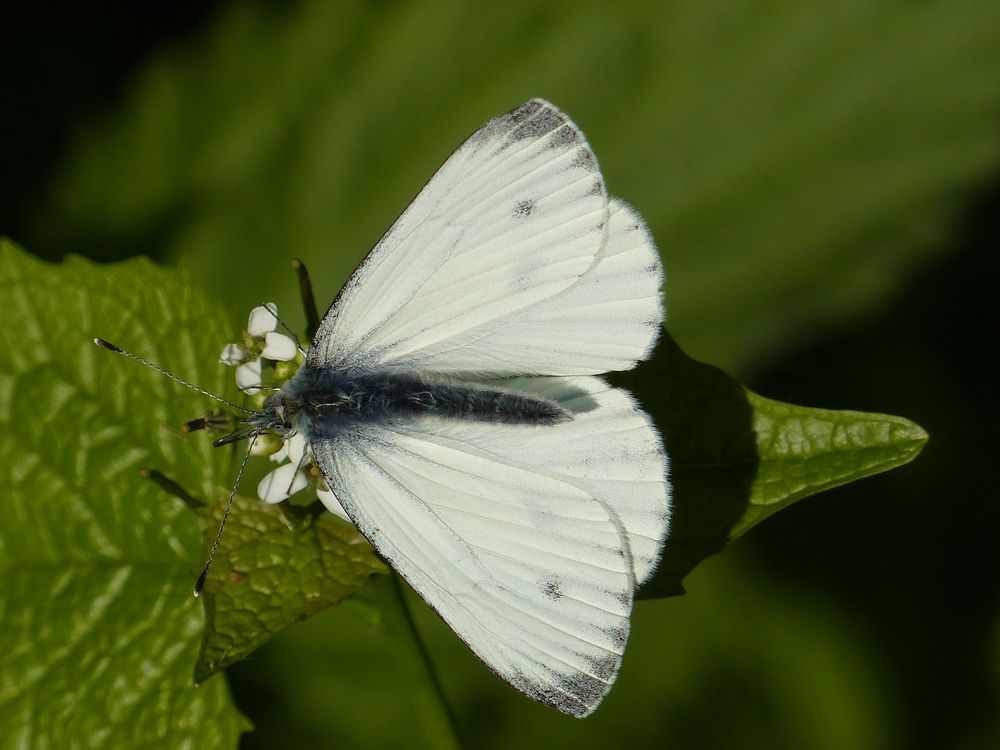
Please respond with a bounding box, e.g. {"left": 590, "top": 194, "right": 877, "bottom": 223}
{"left": 248, "top": 304, "right": 297, "bottom": 362}
{"left": 286, "top": 432, "right": 308, "bottom": 463}
{"left": 261, "top": 331, "right": 297, "bottom": 361}
{"left": 250, "top": 432, "right": 281, "bottom": 457}
{"left": 257, "top": 462, "right": 309, "bottom": 504}
{"left": 268, "top": 442, "right": 289, "bottom": 464}
{"left": 247, "top": 303, "right": 279, "bottom": 337}
{"left": 258, "top": 432, "right": 310, "bottom": 503}
{"left": 317, "top": 480, "right": 352, "bottom": 522}
{"left": 269, "top": 431, "right": 307, "bottom": 464}
{"left": 253, "top": 431, "right": 354, "bottom": 526}
{"left": 219, "top": 343, "right": 250, "bottom": 366}
{"left": 219, "top": 302, "right": 298, "bottom": 393}
{"left": 218, "top": 303, "right": 351, "bottom": 525}
{"left": 235, "top": 358, "right": 263, "bottom": 394}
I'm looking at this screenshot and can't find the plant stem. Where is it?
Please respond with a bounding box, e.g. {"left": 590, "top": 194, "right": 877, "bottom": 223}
{"left": 374, "top": 572, "right": 462, "bottom": 749}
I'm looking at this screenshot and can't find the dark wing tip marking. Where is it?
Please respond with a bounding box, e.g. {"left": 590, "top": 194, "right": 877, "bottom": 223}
{"left": 587, "top": 653, "right": 620, "bottom": 681}
{"left": 547, "top": 123, "right": 579, "bottom": 149}
{"left": 605, "top": 623, "right": 629, "bottom": 650}
{"left": 507, "top": 101, "right": 574, "bottom": 144}
{"left": 514, "top": 669, "right": 603, "bottom": 718}
{"left": 571, "top": 148, "right": 597, "bottom": 171}
{"left": 510, "top": 99, "right": 545, "bottom": 124}
{"left": 559, "top": 671, "right": 612, "bottom": 715}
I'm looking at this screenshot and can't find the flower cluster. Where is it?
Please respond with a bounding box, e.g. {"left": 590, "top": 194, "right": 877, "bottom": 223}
{"left": 219, "top": 303, "right": 298, "bottom": 394}
{"left": 220, "top": 303, "right": 350, "bottom": 522}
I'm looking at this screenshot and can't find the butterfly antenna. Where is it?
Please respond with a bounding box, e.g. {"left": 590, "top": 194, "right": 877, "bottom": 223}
{"left": 94, "top": 338, "right": 255, "bottom": 414}
{"left": 195, "top": 430, "right": 261, "bottom": 596}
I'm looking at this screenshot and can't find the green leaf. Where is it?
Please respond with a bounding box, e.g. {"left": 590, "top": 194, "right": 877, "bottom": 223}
{"left": 30, "top": 0, "right": 1000, "bottom": 373}
{"left": 0, "top": 239, "right": 389, "bottom": 742}
{"left": 736, "top": 392, "right": 928, "bottom": 540}
{"left": 615, "top": 335, "right": 928, "bottom": 599}
{"left": 0, "top": 239, "right": 248, "bottom": 747}
{"left": 0, "top": 567, "right": 245, "bottom": 748}
{"left": 195, "top": 497, "right": 386, "bottom": 682}
{"left": 368, "top": 574, "right": 462, "bottom": 750}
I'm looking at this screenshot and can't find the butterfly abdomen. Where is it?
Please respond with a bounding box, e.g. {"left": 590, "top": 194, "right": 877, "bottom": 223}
{"left": 410, "top": 379, "right": 570, "bottom": 425}
{"left": 283, "top": 366, "right": 569, "bottom": 438}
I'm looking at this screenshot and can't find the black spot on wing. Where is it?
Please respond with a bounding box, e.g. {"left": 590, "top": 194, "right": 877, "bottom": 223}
{"left": 542, "top": 578, "right": 563, "bottom": 600}
{"left": 513, "top": 198, "right": 536, "bottom": 218}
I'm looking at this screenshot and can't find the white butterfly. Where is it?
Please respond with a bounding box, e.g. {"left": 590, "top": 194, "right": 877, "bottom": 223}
{"left": 102, "top": 98, "right": 671, "bottom": 716}
{"left": 278, "top": 99, "right": 671, "bottom": 716}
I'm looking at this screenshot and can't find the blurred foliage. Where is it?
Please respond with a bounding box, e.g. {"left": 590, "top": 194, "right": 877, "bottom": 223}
{"left": 0, "top": 243, "right": 248, "bottom": 748}
{"left": 743, "top": 193, "right": 1000, "bottom": 750}
{"left": 1, "top": 0, "right": 997, "bottom": 748}
{"left": 26, "top": 0, "right": 1000, "bottom": 374}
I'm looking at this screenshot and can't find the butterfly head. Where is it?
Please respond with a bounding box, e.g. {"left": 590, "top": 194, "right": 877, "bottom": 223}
{"left": 259, "top": 392, "right": 296, "bottom": 432}
{"left": 212, "top": 392, "right": 294, "bottom": 447}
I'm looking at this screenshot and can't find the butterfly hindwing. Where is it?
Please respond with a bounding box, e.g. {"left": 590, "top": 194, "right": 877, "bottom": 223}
{"left": 450, "top": 199, "right": 664, "bottom": 376}
{"left": 311, "top": 376, "right": 669, "bottom": 716}
{"left": 474, "top": 376, "right": 671, "bottom": 586}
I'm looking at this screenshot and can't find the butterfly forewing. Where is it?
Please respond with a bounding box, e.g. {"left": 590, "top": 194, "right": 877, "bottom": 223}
{"left": 308, "top": 98, "right": 613, "bottom": 376}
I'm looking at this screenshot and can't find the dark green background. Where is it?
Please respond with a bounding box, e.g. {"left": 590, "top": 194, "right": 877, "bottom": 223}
{"left": 2, "top": 2, "right": 996, "bottom": 748}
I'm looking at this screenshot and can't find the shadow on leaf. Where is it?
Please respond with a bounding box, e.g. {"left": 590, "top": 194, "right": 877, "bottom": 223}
{"left": 612, "top": 333, "right": 758, "bottom": 599}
